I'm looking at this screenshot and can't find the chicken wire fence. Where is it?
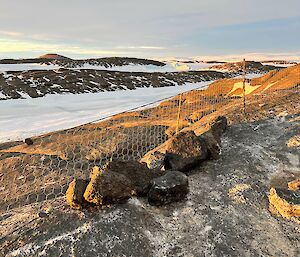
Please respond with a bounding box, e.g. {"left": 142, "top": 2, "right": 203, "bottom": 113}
{"left": 0, "top": 82, "right": 298, "bottom": 213}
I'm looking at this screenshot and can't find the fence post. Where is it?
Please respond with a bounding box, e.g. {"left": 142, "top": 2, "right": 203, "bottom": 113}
{"left": 176, "top": 93, "right": 183, "bottom": 134}
{"left": 242, "top": 58, "right": 246, "bottom": 117}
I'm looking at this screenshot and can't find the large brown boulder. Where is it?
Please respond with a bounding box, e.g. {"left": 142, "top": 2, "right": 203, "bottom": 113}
{"left": 84, "top": 166, "right": 133, "bottom": 206}
{"left": 148, "top": 170, "right": 189, "bottom": 206}
{"left": 141, "top": 116, "right": 228, "bottom": 172}
{"left": 164, "top": 130, "right": 208, "bottom": 173}
{"left": 66, "top": 179, "right": 89, "bottom": 210}
{"left": 106, "top": 160, "right": 165, "bottom": 195}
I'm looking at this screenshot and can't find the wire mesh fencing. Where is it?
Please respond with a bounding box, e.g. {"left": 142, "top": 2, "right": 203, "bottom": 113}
{"left": 0, "top": 79, "right": 299, "bottom": 213}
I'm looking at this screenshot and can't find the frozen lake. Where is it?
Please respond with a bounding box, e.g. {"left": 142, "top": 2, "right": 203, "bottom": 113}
{"left": 0, "top": 82, "right": 210, "bottom": 142}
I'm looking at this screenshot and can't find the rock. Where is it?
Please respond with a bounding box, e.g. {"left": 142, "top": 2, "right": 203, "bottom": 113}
{"left": 287, "top": 135, "right": 300, "bottom": 148}
{"left": 106, "top": 160, "right": 165, "bottom": 195}
{"left": 148, "top": 170, "right": 189, "bottom": 206}
{"left": 66, "top": 179, "right": 89, "bottom": 210}
{"left": 90, "top": 165, "right": 102, "bottom": 180}
{"left": 209, "top": 116, "right": 227, "bottom": 144}
{"left": 24, "top": 138, "right": 34, "bottom": 146}
{"left": 269, "top": 187, "right": 300, "bottom": 222}
{"left": 140, "top": 151, "right": 165, "bottom": 169}
{"left": 38, "top": 211, "right": 49, "bottom": 218}
{"left": 84, "top": 166, "right": 133, "bottom": 206}
{"left": 196, "top": 116, "right": 227, "bottom": 159}
{"left": 288, "top": 178, "right": 300, "bottom": 191}
{"left": 199, "top": 130, "right": 221, "bottom": 159}
{"left": 164, "top": 130, "right": 208, "bottom": 173}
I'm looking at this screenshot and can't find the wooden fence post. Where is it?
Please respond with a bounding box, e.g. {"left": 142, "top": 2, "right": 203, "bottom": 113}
{"left": 176, "top": 93, "right": 183, "bottom": 134}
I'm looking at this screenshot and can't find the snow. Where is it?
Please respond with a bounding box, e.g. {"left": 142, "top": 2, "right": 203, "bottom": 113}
{"left": 0, "top": 63, "right": 60, "bottom": 71}
{"left": 16, "top": 91, "right": 30, "bottom": 99}
{"left": 72, "top": 61, "right": 218, "bottom": 72}
{"left": 0, "top": 82, "right": 209, "bottom": 143}
{"left": 0, "top": 61, "right": 218, "bottom": 73}
{"left": 261, "top": 62, "right": 296, "bottom": 67}
{"left": 227, "top": 82, "right": 260, "bottom": 96}
{"left": 234, "top": 73, "right": 264, "bottom": 79}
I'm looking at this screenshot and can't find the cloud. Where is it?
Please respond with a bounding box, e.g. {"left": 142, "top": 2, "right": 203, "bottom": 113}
{"left": 0, "top": 0, "right": 299, "bottom": 58}
{"left": 0, "top": 38, "right": 134, "bottom": 58}
{"left": 193, "top": 52, "right": 300, "bottom": 62}
{"left": 0, "top": 30, "right": 23, "bottom": 37}
{"left": 117, "top": 46, "right": 166, "bottom": 50}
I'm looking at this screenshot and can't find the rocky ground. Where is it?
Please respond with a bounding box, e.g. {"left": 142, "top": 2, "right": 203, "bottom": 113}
{"left": 208, "top": 60, "right": 283, "bottom": 74}
{"left": 0, "top": 69, "right": 228, "bottom": 100}
{"left": 0, "top": 112, "right": 299, "bottom": 257}
{"left": 0, "top": 56, "right": 166, "bottom": 67}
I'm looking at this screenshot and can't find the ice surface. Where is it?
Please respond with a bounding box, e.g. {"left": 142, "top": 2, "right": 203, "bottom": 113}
{"left": 0, "top": 63, "right": 61, "bottom": 71}
{"left": 0, "top": 82, "right": 209, "bottom": 142}
{"left": 0, "top": 62, "right": 216, "bottom": 73}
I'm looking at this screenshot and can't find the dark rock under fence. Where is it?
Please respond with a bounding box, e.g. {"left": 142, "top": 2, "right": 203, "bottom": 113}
{"left": 148, "top": 170, "right": 189, "bottom": 206}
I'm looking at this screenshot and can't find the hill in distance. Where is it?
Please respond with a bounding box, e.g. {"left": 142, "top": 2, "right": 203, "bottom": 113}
{"left": 208, "top": 60, "right": 283, "bottom": 74}
{"left": 38, "top": 53, "right": 72, "bottom": 61}
{"left": 206, "top": 63, "right": 300, "bottom": 97}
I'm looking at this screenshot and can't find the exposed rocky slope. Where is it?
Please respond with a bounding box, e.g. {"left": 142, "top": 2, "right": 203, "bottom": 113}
{"left": 1, "top": 113, "right": 299, "bottom": 257}
{"left": 206, "top": 63, "right": 300, "bottom": 98}
{"left": 0, "top": 56, "right": 165, "bottom": 67}
{"left": 208, "top": 60, "right": 283, "bottom": 74}
{"left": 262, "top": 60, "right": 298, "bottom": 65}
{"left": 0, "top": 69, "right": 228, "bottom": 100}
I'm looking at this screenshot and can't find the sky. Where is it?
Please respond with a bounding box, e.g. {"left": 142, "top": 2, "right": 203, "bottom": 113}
{"left": 0, "top": 0, "right": 300, "bottom": 60}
